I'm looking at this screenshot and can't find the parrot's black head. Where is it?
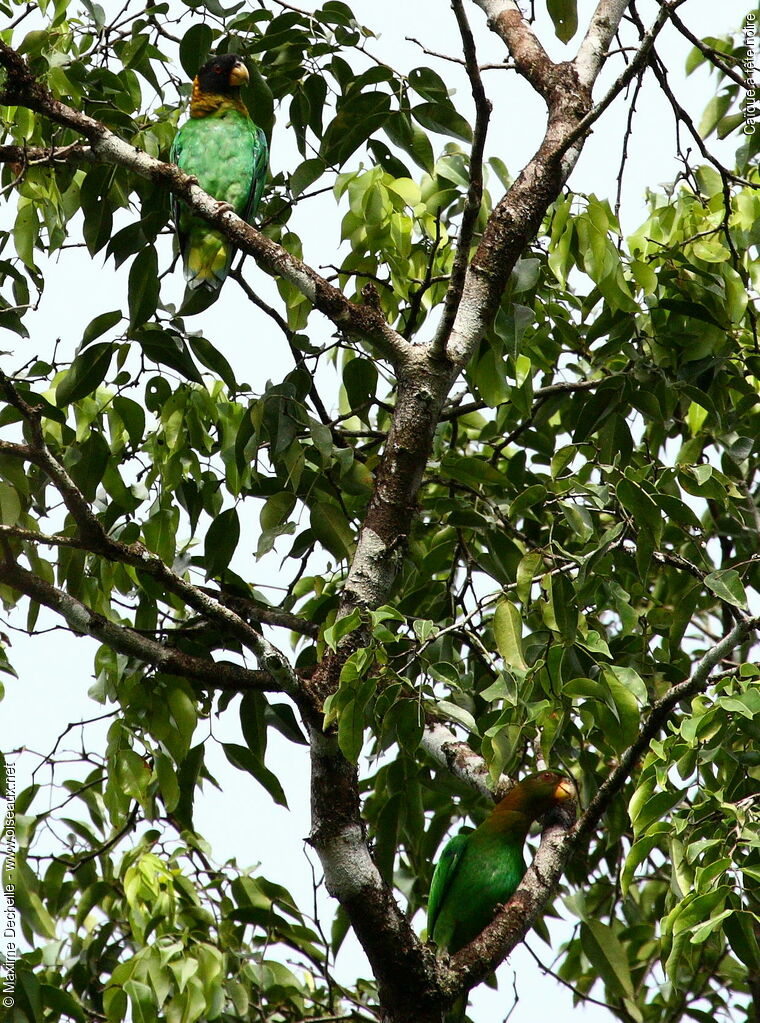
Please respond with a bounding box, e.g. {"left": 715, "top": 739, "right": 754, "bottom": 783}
{"left": 195, "top": 53, "right": 249, "bottom": 94}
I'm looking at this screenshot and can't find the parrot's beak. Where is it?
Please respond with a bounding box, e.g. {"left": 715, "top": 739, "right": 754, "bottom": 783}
{"left": 229, "top": 61, "right": 250, "bottom": 86}
{"left": 555, "top": 777, "right": 576, "bottom": 801}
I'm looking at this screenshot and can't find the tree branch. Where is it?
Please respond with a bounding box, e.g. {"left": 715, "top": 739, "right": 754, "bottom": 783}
{"left": 663, "top": 2, "right": 747, "bottom": 88}
{"left": 571, "top": 613, "right": 760, "bottom": 848}
{"left": 431, "top": 0, "right": 492, "bottom": 357}
{"left": 0, "top": 553, "right": 275, "bottom": 692}
{"left": 304, "top": 3, "right": 641, "bottom": 1002}
{"left": 560, "top": 0, "right": 689, "bottom": 160}
{"left": 575, "top": 0, "right": 633, "bottom": 88}
{"left": 0, "top": 142, "right": 97, "bottom": 167}
{"left": 0, "top": 41, "right": 411, "bottom": 367}
{"left": 421, "top": 721, "right": 512, "bottom": 800}
{"left": 440, "top": 798, "right": 577, "bottom": 996}
{"left": 0, "top": 375, "right": 303, "bottom": 701}
{"left": 437, "top": 612, "right": 759, "bottom": 998}
{"left": 308, "top": 726, "right": 443, "bottom": 1022}
{"left": 469, "top": 0, "right": 557, "bottom": 100}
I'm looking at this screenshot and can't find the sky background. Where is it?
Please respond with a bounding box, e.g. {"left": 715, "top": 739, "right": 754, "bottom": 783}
{"left": 3, "top": 0, "right": 755, "bottom": 1020}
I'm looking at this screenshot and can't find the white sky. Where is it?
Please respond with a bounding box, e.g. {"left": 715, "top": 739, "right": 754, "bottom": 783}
{"left": 3, "top": 1, "right": 754, "bottom": 1020}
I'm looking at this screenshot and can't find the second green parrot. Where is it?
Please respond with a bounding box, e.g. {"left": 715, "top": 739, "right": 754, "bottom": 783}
{"left": 170, "top": 53, "right": 268, "bottom": 291}
{"left": 428, "top": 771, "right": 575, "bottom": 955}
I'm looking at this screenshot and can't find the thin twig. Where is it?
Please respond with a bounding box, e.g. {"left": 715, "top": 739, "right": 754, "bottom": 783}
{"left": 230, "top": 267, "right": 332, "bottom": 426}
{"left": 663, "top": 2, "right": 747, "bottom": 87}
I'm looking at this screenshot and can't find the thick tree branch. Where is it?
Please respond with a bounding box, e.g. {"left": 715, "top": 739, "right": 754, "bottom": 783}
{"left": 431, "top": 0, "right": 492, "bottom": 357}
{"left": 0, "top": 41, "right": 411, "bottom": 367}
{"left": 0, "top": 553, "right": 275, "bottom": 692}
{"left": 421, "top": 721, "right": 512, "bottom": 800}
{"left": 307, "top": 3, "right": 641, "bottom": 1004}
{"left": 202, "top": 586, "right": 320, "bottom": 640}
{"left": 575, "top": 0, "right": 632, "bottom": 87}
{"left": 469, "top": 0, "right": 556, "bottom": 99}
{"left": 308, "top": 727, "right": 444, "bottom": 1022}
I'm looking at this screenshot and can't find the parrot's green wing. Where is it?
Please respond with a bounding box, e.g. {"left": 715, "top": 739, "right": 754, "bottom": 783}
{"left": 170, "top": 113, "right": 268, "bottom": 292}
{"left": 168, "top": 128, "right": 184, "bottom": 228}
{"left": 168, "top": 129, "right": 187, "bottom": 247}
{"left": 243, "top": 126, "right": 268, "bottom": 222}
{"left": 427, "top": 833, "right": 469, "bottom": 941}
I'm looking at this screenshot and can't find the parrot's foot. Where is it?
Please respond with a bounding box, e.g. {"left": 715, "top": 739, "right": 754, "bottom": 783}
{"left": 214, "top": 200, "right": 236, "bottom": 216}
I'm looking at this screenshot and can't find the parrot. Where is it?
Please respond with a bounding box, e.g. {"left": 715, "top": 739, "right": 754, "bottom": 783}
{"left": 428, "top": 771, "right": 575, "bottom": 956}
{"left": 170, "top": 52, "right": 268, "bottom": 292}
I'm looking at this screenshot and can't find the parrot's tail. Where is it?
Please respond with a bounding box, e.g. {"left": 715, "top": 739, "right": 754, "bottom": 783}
{"left": 183, "top": 225, "right": 233, "bottom": 291}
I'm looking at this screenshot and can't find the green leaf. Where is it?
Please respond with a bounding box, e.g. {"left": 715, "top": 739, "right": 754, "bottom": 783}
{"left": 14, "top": 861, "right": 58, "bottom": 939}
{"left": 411, "top": 102, "right": 472, "bottom": 142}
{"left": 205, "top": 507, "right": 241, "bottom": 578}
{"left": 436, "top": 700, "right": 479, "bottom": 735}
{"left": 563, "top": 677, "right": 608, "bottom": 701}
{"left": 384, "top": 111, "right": 434, "bottom": 172}
{"left": 616, "top": 478, "right": 662, "bottom": 542}
{"left": 222, "top": 743, "right": 288, "bottom": 806}
{"left": 291, "top": 158, "right": 327, "bottom": 197}
{"left": 343, "top": 357, "right": 378, "bottom": 423}
{"left": 82, "top": 309, "right": 122, "bottom": 346}
{"left": 580, "top": 920, "right": 635, "bottom": 1000}
{"left": 128, "top": 246, "right": 159, "bottom": 329}
{"left": 601, "top": 667, "right": 640, "bottom": 752}
{"left": 136, "top": 328, "right": 204, "bottom": 383}
{"left": 493, "top": 599, "right": 527, "bottom": 670}
{"left": 725, "top": 911, "right": 760, "bottom": 969}
{"left": 704, "top": 568, "right": 748, "bottom": 609}
{"left": 309, "top": 502, "right": 355, "bottom": 561}
{"left": 549, "top": 573, "right": 578, "bottom": 644}
{"left": 123, "top": 979, "right": 156, "bottom": 1023}
{"left": 112, "top": 396, "right": 146, "bottom": 448}
{"left": 188, "top": 336, "right": 238, "bottom": 391}
{"left": 631, "top": 786, "right": 684, "bottom": 839}
{"left": 266, "top": 702, "right": 308, "bottom": 746}
{"left": 547, "top": 0, "right": 578, "bottom": 42}
{"left": 14, "top": 202, "right": 39, "bottom": 267}
{"left": 179, "top": 23, "right": 214, "bottom": 80}
{"left": 621, "top": 826, "right": 669, "bottom": 896}
{"left": 337, "top": 697, "right": 364, "bottom": 762}
{"left": 115, "top": 749, "right": 152, "bottom": 811}
{"left": 166, "top": 686, "right": 197, "bottom": 756}
{"left": 56, "top": 342, "right": 113, "bottom": 405}
{"left": 154, "top": 751, "right": 180, "bottom": 812}
{"left": 336, "top": 678, "right": 375, "bottom": 763}
{"left": 408, "top": 66, "right": 450, "bottom": 103}
{"left": 142, "top": 505, "right": 179, "bottom": 562}
{"left": 321, "top": 92, "right": 391, "bottom": 165}
{"left": 0, "top": 483, "right": 21, "bottom": 526}
{"left": 516, "top": 551, "right": 542, "bottom": 605}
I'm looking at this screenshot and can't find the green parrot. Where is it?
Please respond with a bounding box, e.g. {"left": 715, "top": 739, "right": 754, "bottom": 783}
{"left": 428, "top": 771, "right": 575, "bottom": 956}
{"left": 170, "top": 53, "right": 268, "bottom": 291}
